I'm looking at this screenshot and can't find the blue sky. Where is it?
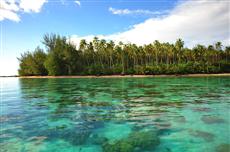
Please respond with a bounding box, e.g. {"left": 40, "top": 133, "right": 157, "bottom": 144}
{"left": 0, "top": 0, "right": 229, "bottom": 75}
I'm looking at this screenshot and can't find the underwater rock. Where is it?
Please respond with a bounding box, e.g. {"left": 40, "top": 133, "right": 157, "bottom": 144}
{"left": 67, "top": 131, "right": 91, "bottom": 145}
{"left": 144, "top": 91, "right": 162, "bottom": 96}
{"left": 154, "top": 122, "right": 172, "bottom": 136}
{"left": 155, "top": 102, "right": 185, "bottom": 108}
{"left": 56, "top": 125, "right": 68, "bottom": 130}
{"left": 216, "top": 144, "right": 230, "bottom": 152}
{"left": 201, "top": 115, "right": 225, "bottom": 124}
{"left": 90, "top": 134, "right": 108, "bottom": 145}
{"left": 174, "top": 116, "right": 186, "bottom": 123}
{"left": 224, "top": 84, "right": 230, "bottom": 87}
{"left": 189, "top": 130, "right": 215, "bottom": 142}
{"left": 154, "top": 122, "right": 172, "bottom": 130}
{"left": 158, "top": 128, "right": 183, "bottom": 136}
{"left": 129, "top": 130, "right": 160, "bottom": 149}
{"left": 194, "top": 100, "right": 206, "bottom": 104}
{"left": 102, "top": 130, "right": 160, "bottom": 152}
{"left": 131, "top": 97, "right": 153, "bottom": 102}
{"left": 154, "top": 119, "right": 172, "bottom": 129}
{"left": 46, "top": 129, "right": 92, "bottom": 146}
{"left": 76, "top": 101, "right": 113, "bottom": 107}
{"left": 201, "top": 93, "right": 222, "bottom": 98}
{"left": 192, "top": 107, "right": 211, "bottom": 112}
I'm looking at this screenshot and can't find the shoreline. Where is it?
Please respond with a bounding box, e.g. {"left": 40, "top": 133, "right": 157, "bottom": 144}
{"left": 17, "top": 73, "right": 230, "bottom": 78}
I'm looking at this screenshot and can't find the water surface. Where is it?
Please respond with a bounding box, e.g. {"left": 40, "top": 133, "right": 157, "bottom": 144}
{"left": 1, "top": 77, "right": 230, "bottom": 152}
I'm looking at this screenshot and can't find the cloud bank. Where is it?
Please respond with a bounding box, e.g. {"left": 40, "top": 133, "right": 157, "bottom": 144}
{"left": 0, "top": 0, "right": 47, "bottom": 22}
{"left": 20, "top": 0, "right": 47, "bottom": 13}
{"left": 71, "top": 0, "right": 230, "bottom": 47}
{"left": 108, "top": 7, "right": 167, "bottom": 16}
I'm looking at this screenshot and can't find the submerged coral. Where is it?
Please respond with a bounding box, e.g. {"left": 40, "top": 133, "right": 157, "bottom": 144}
{"left": 102, "top": 130, "right": 160, "bottom": 152}
{"left": 216, "top": 144, "right": 230, "bottom": 152}
{"left": 90, "top": 134, "right": 108, "bottom": 145}
{"left": 201, "top": 115, "right": 225, "bottom": 124}
{"left": 189, "top": 130, "right": 215, "bottom": 142}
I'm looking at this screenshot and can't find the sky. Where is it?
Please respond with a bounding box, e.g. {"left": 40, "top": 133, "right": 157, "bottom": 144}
{"left": 0, "top": 0, "right": 229, "bottom": 76}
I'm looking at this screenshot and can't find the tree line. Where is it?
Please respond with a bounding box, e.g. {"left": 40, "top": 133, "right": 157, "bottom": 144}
{"left": 18, "top": 34, "right": 230, "bottom": 76}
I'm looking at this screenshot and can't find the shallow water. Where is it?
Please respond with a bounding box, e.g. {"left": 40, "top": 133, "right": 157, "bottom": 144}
{"left": 1, "top": 77, "right": 230, "bottom": 152}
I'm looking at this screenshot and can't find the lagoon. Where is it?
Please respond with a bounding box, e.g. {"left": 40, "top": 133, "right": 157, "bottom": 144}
{"left": 1, "top": 77, "right": 230, "bottom": 152}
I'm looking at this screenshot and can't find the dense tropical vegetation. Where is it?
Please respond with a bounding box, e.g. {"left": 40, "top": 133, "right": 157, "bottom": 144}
{"left": 18, "top": 34, "right": 230, "bottom": 76}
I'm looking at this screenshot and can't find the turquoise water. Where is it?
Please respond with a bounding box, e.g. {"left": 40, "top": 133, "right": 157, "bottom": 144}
{"left": 1, "top": 77, "right": 230, "bottom": 152}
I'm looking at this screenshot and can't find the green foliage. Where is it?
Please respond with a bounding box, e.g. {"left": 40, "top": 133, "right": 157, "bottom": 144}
{"left": 43, "top": 34, "right": 81, "bottom": 75}
{"left": 18, "top": 34, "right": 230, "bottom": 76}
{"left": 18, "top": 47, "right": 47, "bottom": 76}
{"left": 44, "top": 52, "right": 63, "bottom": 76}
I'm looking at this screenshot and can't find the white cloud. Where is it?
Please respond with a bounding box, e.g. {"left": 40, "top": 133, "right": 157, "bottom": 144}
{"left": 0, "top": 0, "right": 19, "bottom": 11}
{"left": 109, "top": 7, "right": 167, "bottom": 16}
{"left": 0, "top": 0, "right": 47, "bottom": 22}
{"left": 0, "top": 9, "right": 20, "bottom": 22}
{"left": 0, "top": 0, "right": 20, "bottom": 21}
{"left": 19, "top": 0, "right": 47, "bottom": 13}
{"left": 75, "top": 0, "right": 81, "bottom": 6}
{"left": 72, "top": 0, "right": 230, "bottom": 48}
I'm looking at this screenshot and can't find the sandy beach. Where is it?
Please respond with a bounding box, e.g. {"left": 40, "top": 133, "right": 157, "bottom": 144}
{"left": 18, "top": 73, "right": 230, "bottom": 78}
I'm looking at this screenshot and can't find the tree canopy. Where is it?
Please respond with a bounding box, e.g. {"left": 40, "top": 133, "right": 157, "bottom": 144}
{"left": 18, "top": 34, "right": 230, "bottom": 76}
{"left": 18, "top": 47, "right": 47, "bottom": 76}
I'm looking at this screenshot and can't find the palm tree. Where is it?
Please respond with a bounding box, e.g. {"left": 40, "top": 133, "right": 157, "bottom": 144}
{"left": 153, "top": 40, "right": 160, "bottom": 66}
{"left": 215, "top": 42, "right": 223, "bottom": 70}
{"left": 107, "top": 40, "right": 115, "bottom": 68}
{"left": 118, "top": 42, "right": 125, "bottom": 75}
{"left": 175, "top": 38, "right": 184, "bottom": 64}
{"left": 215, "top": 42, "right": 222, "bottom": 51}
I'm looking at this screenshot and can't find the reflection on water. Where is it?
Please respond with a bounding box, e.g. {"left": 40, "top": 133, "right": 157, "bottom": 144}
{"left": 1, "top": 77, "right": 230, "bottom": 152}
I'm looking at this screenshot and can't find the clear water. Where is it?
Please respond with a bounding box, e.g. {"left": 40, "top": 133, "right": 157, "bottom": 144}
{"left": 1, "top": 77, "right": 230, "bottom": 152}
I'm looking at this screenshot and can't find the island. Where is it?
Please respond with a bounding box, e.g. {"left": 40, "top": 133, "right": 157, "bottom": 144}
{"left": 18, "top": 34, "right": 230, "bottom": 77}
